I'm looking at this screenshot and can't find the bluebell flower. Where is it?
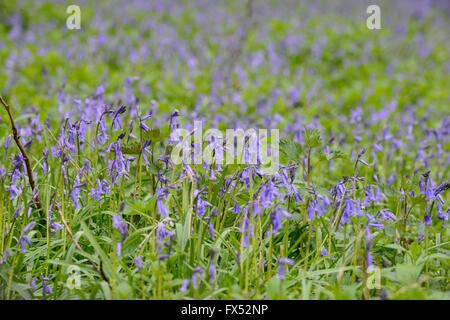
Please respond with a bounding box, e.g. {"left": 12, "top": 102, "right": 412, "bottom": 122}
{"left": 134, "top": 255, "right": 143, "bottom": 270}
{"left": 209, "top": 223, "right": 214, "bottom": 240}
{"left": 156, "top": 188, "right": 169, "bottom": 216}
{"left": 417, "top": 234, "right": 425, "bottom": 244}
{"left": 270, "top": 206, "right": 283, "bottom": 234}
{"left": 424, "top": 213, "right": 431, "bottom": 226}
{"left": 42, "top": 277, "right": 53, "bottom": 296}
{"left": 379, "top": 209, "right": 397, "bottom": 222}
{"left": 278, "top": 257, "right": 294, "bottom": 279}
{"left": 180, "top": 279, "right": 189, "bottom": 292}
{"left": 112, "top": 215, "right": 128, "bottom": 257}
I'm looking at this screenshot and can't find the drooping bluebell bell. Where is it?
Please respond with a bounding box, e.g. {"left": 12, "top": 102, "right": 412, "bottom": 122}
{"left": 417, "top": 234, "right": 425, "bottom": 244}
{"left": 277, "top": 257, "right": 294, "bottom": 279}
{"left": 0, "top": 248, "right": 10, "bottom": 265}
{"left": 366, "top": 251, "right": 374, "bottom": 272}
{"left": 270, "top": 206, "right": 283, "bottom": 234}
{"left": 209, "top": 263, "right": 216, "bottom": 282}
{"left": 252, "top": 200, "right": 262, "bottom": 218}
{"left": 97, "top": 118, "right": 109, "bottom": 145}
{"left": 42, "top": 277, "right": 53, "bottom": 296}
{"left": 83, "top": 159, "right": 91, "bottom": 175}
{"left": 141, "top": 139, "right": 152, "bottom": 166}
{"left": 19, "top": 221, "right": 36, "bottom": 253}
{"left": 156, "top": 221, "right": 173, "bottom": 253}
{"left": 90, "top": 178, "right": 103, "bottom": 200}
{"left": 424, "top": 212, "right": 432, "bottom": 226}
{"left": 159, "top": 254, "right": 170, "bottom": 261}
{"left": 112, "top": 105, "right": 126, "bottom": 132}
{"left": 156, "top": 188, "right": 169, "bottom": 216}
{"left": 260, "top": 180, "right": 280, "bottom": 208}
{"left": 134, "top": 255, "right": 143, "bottom": 270}
{"left": 180, "top": 279, "right": 189, "bottom": 292}
{"left": 233, "top": 199, "right": 241, "bottom": 214}
{"left": 139, "top": 117, "right": 150, "bottom": 132}
{"left": 159, "top": 155, "right": 174, "bottom": 169}
{"left": 379, "top": 209, "right": 397, "bottom": 222}
{"left": 112, "top": 215, "right": 128, "bottom": 257}
{"left": 191, "top": 266, "right": 204, "bottom": 290}
{"left": 196, "top": 196, "right": 212, "bottom": 217}
{"left": 4, "top": 135, "right": 11, "bottom": 152}
{"left": 240, "top": 167, "right": 251, "bottom": 189}
{"left": 71, "top": 175, "right": 85, "bottom": 210}
{"left": 209, "top": 223, "right": 214, "bottom": 240}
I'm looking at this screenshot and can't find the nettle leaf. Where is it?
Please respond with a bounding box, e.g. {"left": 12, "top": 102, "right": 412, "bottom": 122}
{"left": 147, "top": 162, "right": 160, "bottom": 175}
{"left": 401, "top": 173, "right": 421, "bottom": 191}
{"left": 280, "top": 139, "right": 303, "bottom": 161}
{"left": 383, "top": 184, "right": 401, "bottom": 199}
{"left": 304, "top": 128, "right": 322, "bottom": 149}
{"left": 316, "top": 149, "right": 328, "bottom": 163}
{"left": 409, "top": 194, "right": 427, "bottom": 207}
{"left": 122, "top": 141, "right": 141, "bottom": 155}
{"left": 327, "top": 149, "right": 346, "bottom": 161}
{"left": 142, "top": 128, "right": 165, "bottom": 142}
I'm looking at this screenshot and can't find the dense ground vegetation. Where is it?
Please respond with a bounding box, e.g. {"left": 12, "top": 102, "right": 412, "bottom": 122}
{"left": 0, "top": 0, "right": 449, "bottom": 299}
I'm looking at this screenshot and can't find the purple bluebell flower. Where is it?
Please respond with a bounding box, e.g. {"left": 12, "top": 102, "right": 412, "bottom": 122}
{"left": 42, "top": 277, "right": 53, "bottom": 296}
{"left": 90, "top": 178, "right": 103, "bottom": 200}
{"left": 112, "top": 215, "right": 127, "bottom": 257}
{"left": 270, "top": 206, "right": 283, "bottom": 234}
{"left": 140, "top": 122, "right": 150, "bottom": 132}
{"left": 42, "top": 147, "right": 49, "bottom": 175}
{"left": 141, "top": 140, "right": 152, "bottom": 166}
{"left": 209, "top": 223, "right": 214, "bottom": 240}
{"left": 197, "top": 197, "right": 212, "bottom": 217}
{"left": 233, "top": 201, "right": 241, "bottom": 214}
{"left": 180, "top": 279, "right": 189, "bottom": 292}
{"left": 252, "top": 200, "right": 262, "bottom": 217}
{"left": 156, "top": 188, "right": 169, "bottom": 216}
{"left": 293, "top": 187, "right": 303, "bottom": 204}
{"left": 20, "top": 235, "right": 31, "bottom": 253}
{"left": 23, "top": 221, "right": 36, "bottom": 233}
{"left": 366, "top": 251, "right": 374, "bottom": 272}
{"left": 191, "top": 266, "right": 204, "bottom": 290}
{"left": 278, "top": 257, "right": 294, "bottom": 279}
{"left": 29, "top": 278, "right": 36, "bottom": 296}
{"left": 379, "top": 209, "right": 397, "bottom": 222}
{"left": 424, "top": 213, "right": 432, "bottom": 226}
{"left": 260, "top": 180, "right": 280, "bottom": 208}
{"left": 134, "top": 255, "right": 143, "bottom": 270}
{"left": 209, "top": 263, "right": 216, "bottom": 282}
{"left": 0, "top": 249, "right": 10, "bottom": 265}
{"left": 71, "top": 176, "right": 84, "bottom": 210}
{"left": 159, "top": 254, "right": 170, "bottom": 261}
{"left": 112, "top": 105, "right": 126, "bottom": 132}
{"left": 417, "top": 234, "right": 425, "bottom": 244}
{"left": 4, "top": 135, "right": 11, "bottom": 152}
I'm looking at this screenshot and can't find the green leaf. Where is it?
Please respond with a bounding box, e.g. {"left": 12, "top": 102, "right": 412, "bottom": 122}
{"left": 147, "top": 162, "right": 160, "bottom": 175}
{"left": 279, "top": 139, "right": 303, "bottom": 161}
{"left": 383, "top": 243, "right": 407, "bottom": 252}
{"left": 304, "top": 128, "right": 322, "bottom": 149}
{"left": 142, "top": 128, "right": 165, "bottom": 142}
{"left": 80, "top": 221, "right": 113, "bottom": 279}
{"left": 0, "top": 264, "right": 30, "bottom": 299}
{"left": 327, "top": 149, "right": 345, "bottom": 161}
{"left": 121, "top": 141, "right": 141, "bottom": 155}
{"left": 117, "top": 281, "right": 133, "bottom": 299}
